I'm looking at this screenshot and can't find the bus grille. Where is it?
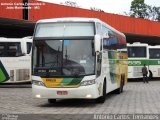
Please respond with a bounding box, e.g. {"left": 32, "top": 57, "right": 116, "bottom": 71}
{"left": 16, "top": 69, "right": 30, "bottom": 81}
{"left": 133, "top": 67, "right": 142, "bottom": 77}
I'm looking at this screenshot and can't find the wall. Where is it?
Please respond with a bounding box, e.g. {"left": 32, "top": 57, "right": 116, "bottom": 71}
{"left": 0, "top": 0, "right": 23, "bottom": 19}
{"left": 0, "top": 0, "right": 160, "bottom": 37}
{"left": 29, "top": 1, "right": 160, "bottom": 37}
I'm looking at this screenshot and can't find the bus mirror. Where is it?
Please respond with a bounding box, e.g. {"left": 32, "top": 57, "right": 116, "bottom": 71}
{"left": 94, "top": 34, "right": 101, "bottom": 52}
{"left": 21, "top": 40, "right": 27, "bottom": 55}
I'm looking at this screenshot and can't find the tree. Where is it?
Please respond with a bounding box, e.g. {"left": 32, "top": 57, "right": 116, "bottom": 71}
{"left": 90, "top": 7, "right": 104, "bottom": 12}
{"left": 154, "top": 7, "right": 160, "bottom": 21}
{"left": 146, "top": 6, "right": 160, "bottom": 21}
{"left": 129, "top": 0, "right": 160, "bottom": 21}
{"left": 130, "top": 0, "right": 148, "bottom": 19}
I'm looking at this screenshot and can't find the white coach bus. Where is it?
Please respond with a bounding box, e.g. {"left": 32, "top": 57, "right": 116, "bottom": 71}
{"left": 32, "top": 17, "right": 128, "bottom": 103}
{"left": 127, "top": 42, "right": 149, "bottom": 79}
{"left": 0, "top": 37, "right": 32, "bottom": 83}
{"left": 148, "top": 45, "right": 160, "bottom": 78}
{"left": 127, "top": 42, "right": 160, "bottom": 79}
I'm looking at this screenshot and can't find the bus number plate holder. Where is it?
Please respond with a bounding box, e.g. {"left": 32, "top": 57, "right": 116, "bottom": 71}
{"left": 57, "top": 91, "right": 68, "bottom": 95}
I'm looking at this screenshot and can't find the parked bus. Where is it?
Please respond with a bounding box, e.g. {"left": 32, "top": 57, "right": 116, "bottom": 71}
{"left": 127, "top": 42, "right": 160, "bottom": 79}
{"left": 148, "top": 45, "right": 160, "bottom": 78}
{"left": 32, "top": 18, "right": 128, "bottom": 103}
{"left": 127, "top": 43, "right": 149, "bottom": 79}
{"left": 0, "top": 37, "right": 32, "bottom": 83}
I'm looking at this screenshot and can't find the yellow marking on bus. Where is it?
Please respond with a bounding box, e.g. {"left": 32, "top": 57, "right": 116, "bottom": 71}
{"left": 42, "top": 78, "right": 64, "bottom": 87}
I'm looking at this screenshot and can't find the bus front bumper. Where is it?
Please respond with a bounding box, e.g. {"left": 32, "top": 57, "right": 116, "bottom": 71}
{"left": 32, "top": 84, "right": 100, "bottom": 99}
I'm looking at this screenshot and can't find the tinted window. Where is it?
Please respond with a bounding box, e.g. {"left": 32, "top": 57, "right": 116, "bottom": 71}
{"left": 128, "top": 47, "right": 146, "bottom": 58}
{"left": 149, "top": 48, "right": 160, "bottom": 59}
{"left": 103, "top": 30, "right": 119, "bottom": 50}
{"left": 0, "top": 42, "right": 22, "bottom": 57}
{"left": 35, "top": 22, "right": 94, "bottom": 37}
{"left": 0, "top": 44, "right": 5, "bottom": 56}
{"left": 27, "top": 42, "right": 32, "bottom": 54}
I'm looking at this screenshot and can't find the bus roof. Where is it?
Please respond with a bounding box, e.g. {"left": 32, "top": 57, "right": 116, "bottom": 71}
{"left": 127, "top": 42, "right": 148, "bottom": 46}
{"left": 37, "top": 17, "right": 100, "bottom": 23}
{"left": 36, "top": 17, "right": 125, "bottom": 38}
{"left": 0, "top": 37, "right": 32, "bottom": 43}
{"left": 148, "top": 45, "right": 160, "bottom": 48}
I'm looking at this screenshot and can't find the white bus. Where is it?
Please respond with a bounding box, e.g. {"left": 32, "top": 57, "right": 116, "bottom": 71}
{"left": 32, "top": 17, "right": 128, "bottom": 103}
{"left": 148, "top": 45, "right": 160, "bottom": 78}
{"left": 127, "top": 42, "right": 149, "bottom": 79}
{"left": 0, "top": 37, "right": 32, "bottom": 83}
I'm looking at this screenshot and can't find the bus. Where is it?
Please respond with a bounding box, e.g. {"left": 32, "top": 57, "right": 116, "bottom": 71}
{"left": 0, "top": 37, "right": 32, "bottom": 83}
{"left": 127, "top": 42, "right": 160, "bottom": 79}
{"left": 127, "top": 42, "right": 149, "bottom": 79}
{"left": 32, "top": 17, "right": 128, "bottom": 103}
{"left": 148, "top": 45, "right": 160, "bottom": 78}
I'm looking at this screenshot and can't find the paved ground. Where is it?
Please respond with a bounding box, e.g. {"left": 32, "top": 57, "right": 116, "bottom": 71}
{"left": 0, "top": 81, "right": 160, "bottom": 119}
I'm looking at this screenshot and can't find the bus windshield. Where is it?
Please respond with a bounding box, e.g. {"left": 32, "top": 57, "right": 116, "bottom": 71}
{"left": 127, "top": 46, "right": 146, "bottom": 58}
{"left": 33, "top": 39, "right": 95, "bottom": 77}
{"left": 149, "top": 48, "right": 160, "bottom": 59}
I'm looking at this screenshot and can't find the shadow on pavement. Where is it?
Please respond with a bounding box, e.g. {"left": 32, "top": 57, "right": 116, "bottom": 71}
{"left": 0, "top": 83, "right": 31, "bottom": 88}
{"left": 38, "top": 92, "right": 118, "bottom": 108}
{"left": 128, "top": 77, "right": 160, "bottom": 82}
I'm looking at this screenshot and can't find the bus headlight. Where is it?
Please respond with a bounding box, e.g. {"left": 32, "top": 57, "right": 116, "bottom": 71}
{"left": 32, "top": 80, "right": 45, "bottom": 86}
{"left": 81, "top": 79, "right": 95, "bottom": 86}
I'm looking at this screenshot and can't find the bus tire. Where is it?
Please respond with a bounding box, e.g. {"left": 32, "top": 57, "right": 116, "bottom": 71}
{"left": 121, "top": 75, "right": 125, "bottom": 93}
{"left": 96, "top": 80, "right": 106, "bottom": 103}
{"left": 121, "top": 78, "right": 124, "bottom": 93}
{"left": 48, "top": 99, "right": 56, "bottom": 103}
{"left": 149, "top": 70, "right": 153, "bottom": 80}
{"left": 115, "top": 75, "right": 124, "bottom": 94}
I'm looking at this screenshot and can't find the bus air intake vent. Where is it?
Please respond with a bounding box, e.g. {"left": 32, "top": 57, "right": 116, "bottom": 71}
{"left": 16, "top": 69, "right": 30, "bottom": 81}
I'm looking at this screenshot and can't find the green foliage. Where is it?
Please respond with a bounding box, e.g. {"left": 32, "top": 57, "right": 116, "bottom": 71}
{"left": 130, "top": 0, "right": 148, "bottom": 18}
{"left": 129, "top": 0, "right": 160, "bottom": 21}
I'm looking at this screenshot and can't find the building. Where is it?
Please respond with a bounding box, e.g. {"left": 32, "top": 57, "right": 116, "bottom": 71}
{"left": 0, "top": 0, "right": 160, "bottom": 44}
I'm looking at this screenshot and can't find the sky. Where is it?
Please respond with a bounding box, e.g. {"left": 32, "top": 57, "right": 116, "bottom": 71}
{"left": 38, "top": 0, "right": 160, "bottom": 15}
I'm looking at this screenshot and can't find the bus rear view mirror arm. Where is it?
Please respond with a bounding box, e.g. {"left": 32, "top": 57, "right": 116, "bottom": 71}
{"left": 21, "top": 41, "right": 27, "bottom": 55}
{"left": 94, "top": 34, "right": 101, "bottom": 52}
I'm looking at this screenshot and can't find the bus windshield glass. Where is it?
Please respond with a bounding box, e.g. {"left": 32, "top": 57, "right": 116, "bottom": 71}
{"left": 33, "top": 39, "right": 95, "bottom": 77}
{"left": 149, "top": 48, "right": 160, "bottom": 59}
{"left": 127, "top": 46, "right": 146, "bottom": 58}
{"left": 35, "top": 22, "right": 94, "bottom": 37}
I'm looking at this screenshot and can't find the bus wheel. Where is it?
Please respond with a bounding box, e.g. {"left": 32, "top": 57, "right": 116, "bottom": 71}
{"left": 121, "top": 79, "right": 124, "bottom": 93}
{"left": 48, "top": 99, "right": 56, "bottom": 103}
{"left": 121, "top": 75, "right": 125, "bottom": 93}
{"left": 149, "top": 70, "right": 153, "bottom": 80}
{"left": 115, "top": 75, "right": 124, "bottom": 94}
{"left": 96, "top": 81, "right": 106, "bottom": 103}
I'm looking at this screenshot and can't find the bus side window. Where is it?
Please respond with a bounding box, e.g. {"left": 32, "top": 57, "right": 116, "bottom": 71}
{"left": 7, "top": 43, "right": 22, "bottom": 57}
{"left": 96, "top": 53, "right": 102, "bottom": 77}
{"left": 0, "top": 44, "right": 5, "bottom": 56}
{"left": 27, "top": 42, "right": 32, "bottom": 54}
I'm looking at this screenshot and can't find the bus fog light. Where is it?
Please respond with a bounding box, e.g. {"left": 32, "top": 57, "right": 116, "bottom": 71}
{"left": 36, "top": 94, "right": 41, "bottom": 98}
{"left": 86, "top": 94, "right": 92, "bottom": 98}
{"left": 81, "top": 79, "right": 95, "bottom": 86}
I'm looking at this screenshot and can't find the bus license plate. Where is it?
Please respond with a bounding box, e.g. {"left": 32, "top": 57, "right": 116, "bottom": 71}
{"left": 57, "top": 91, "right": 68, "bottom": 95}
